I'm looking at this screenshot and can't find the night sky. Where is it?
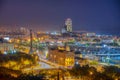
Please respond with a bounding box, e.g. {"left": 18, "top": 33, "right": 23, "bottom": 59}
{"left": 0, "top": 0, "right": 120, "bottom": 35}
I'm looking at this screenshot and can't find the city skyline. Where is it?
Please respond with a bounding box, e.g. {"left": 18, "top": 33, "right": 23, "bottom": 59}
{"left": 0, "top": 0, "right": 120, "bottom": 78}
{"left": 0, "top": 0, "right": 120, "bottom": 35}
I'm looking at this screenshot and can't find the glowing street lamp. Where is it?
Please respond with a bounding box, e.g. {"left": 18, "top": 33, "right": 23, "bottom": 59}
{"left": 89, "top": 71, "right": 93, "bottom": 75}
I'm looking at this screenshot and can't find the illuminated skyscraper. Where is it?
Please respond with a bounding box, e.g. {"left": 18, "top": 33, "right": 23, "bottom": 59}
{"left": 65, "top": 18, "right": 72, "bottom": 32}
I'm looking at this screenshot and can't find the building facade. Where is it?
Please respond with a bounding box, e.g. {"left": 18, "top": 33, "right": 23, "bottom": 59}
{"left": 48, "top": 50, "right": 75, "bottom": 67}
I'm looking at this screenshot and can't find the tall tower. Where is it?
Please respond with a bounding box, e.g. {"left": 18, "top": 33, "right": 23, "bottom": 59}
{"left": 29, "top": 29, "right": 33, "bottom": 54}
{"left": 65, "top": 18, "right": 72, "bottom": 32}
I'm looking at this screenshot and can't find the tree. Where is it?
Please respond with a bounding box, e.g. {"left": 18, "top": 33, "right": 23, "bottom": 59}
{"left": 103, "top": 66, "right": 120, "bottom": 79}
{"left": 93, "top": 72, "right": 112, "bottom": 80}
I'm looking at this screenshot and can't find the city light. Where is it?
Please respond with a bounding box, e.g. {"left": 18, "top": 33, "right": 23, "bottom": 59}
{"left": 0, "top": 0, "right": 120, "bottom": 79}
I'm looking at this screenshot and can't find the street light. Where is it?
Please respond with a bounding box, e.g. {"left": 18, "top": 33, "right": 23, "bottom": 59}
{"left": 89, "top": 71, "right": 93, "bottom": 75}
{"left": 115, "top": 78, "right": 118, "bottom": 80}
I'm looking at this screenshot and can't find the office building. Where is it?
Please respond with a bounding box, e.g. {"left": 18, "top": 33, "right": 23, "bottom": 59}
{"left": 65, "top": 18, "right": 72, "bottom": 32}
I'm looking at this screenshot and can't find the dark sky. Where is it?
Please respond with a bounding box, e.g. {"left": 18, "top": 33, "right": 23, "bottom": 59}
{"left": 0, "top": 0, "right": 120, "bottom": 35}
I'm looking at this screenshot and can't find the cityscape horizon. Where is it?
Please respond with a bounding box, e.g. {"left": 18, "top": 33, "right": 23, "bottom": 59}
{"left": 0, "top": 0, "right": 120, "bottom": 80}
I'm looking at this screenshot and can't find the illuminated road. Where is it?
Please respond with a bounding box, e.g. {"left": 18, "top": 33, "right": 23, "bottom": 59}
{"left": 38, "top": 62, "right": 54, "bottom": 69}
{"left": 22, "top": 62, "right": 55, "bottom": 74}
{"left": 37, "top": 52, "right": 67, "bottom": 69}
